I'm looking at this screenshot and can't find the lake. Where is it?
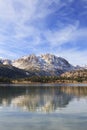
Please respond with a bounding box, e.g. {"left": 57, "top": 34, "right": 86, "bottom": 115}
{"left": 0, "top": 84, "right": 87, "bottom": 130}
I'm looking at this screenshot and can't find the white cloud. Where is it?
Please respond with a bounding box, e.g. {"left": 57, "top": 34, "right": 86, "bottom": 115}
{"left": 0, "top": 0, "right": 87, "bottom": 65}
{"left": 0, "top": 0, "right": 16, "bottom": 22}
{"left": 44, "top": 24, "right": 78, "bottom": 46}
{"left": 0, "top": 0, "right": 76, "bottom": 45}
{"left": 0, "top": 0, "right": 62, "bottom": 42}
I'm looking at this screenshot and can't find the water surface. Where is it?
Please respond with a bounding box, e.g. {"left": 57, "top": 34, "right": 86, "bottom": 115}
{"left": 0, "top": 85, "right": 87, "bottom": 130}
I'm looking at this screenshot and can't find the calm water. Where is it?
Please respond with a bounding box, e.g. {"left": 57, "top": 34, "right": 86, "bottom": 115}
{"left": 0, "top": 85, "right": 87, "bottom": 130}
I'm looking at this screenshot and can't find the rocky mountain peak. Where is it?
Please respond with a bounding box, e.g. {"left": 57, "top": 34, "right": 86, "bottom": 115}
{"left": 0, "top": 54, "right": 76, "bottom": 76}
{"left": 41, "top": 54, "right": 56, "bottom": 64}
{"left": 11, "top": 54, "right": 74, "bottom": 76}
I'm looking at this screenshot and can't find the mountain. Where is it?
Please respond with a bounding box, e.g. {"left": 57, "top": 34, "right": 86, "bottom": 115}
{"left": 0, "top": 64, "right": 29, "bottom": 79}
{"left": 12, "top": 54, "right": 75, "bottom": 76}
{"left": 0, "top": 54, "right": 78, "bottom": 78}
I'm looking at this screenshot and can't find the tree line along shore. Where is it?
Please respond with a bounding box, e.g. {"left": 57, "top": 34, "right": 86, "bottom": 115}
{"left": 0, "top": 75, "right": 86, "bottom": 84}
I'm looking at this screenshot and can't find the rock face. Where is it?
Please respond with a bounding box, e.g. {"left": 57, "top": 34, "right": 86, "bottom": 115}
{"left": 12, "top": 54, "right": 74, "bottom": 76}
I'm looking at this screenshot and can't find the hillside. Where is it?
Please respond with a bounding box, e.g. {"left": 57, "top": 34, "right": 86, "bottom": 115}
{"left": 61, "top": 69, "right": 87, "bottom": 82}
{"left": 0, "top": 64, "right": 29, "bottom": 79}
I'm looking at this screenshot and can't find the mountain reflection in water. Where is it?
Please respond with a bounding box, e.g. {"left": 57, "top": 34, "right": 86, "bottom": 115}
{"left": 0, "top": 86, "right": 87, "bottom": 113}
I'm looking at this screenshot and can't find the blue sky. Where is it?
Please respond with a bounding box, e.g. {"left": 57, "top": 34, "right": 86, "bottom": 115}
{"left": 0, "top": 0, "right": 87, "bottom": 65}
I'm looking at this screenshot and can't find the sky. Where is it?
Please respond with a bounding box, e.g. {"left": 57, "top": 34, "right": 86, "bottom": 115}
{"left": 0, "top": 0, "right": 87, "bottom": 66}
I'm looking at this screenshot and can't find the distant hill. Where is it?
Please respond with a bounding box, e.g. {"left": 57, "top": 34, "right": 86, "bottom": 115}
{"left": 61, "top": 69, "right": 87, "bottom": 82}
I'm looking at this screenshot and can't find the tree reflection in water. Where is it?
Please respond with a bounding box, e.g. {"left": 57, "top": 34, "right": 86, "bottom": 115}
{"left": 0, "top": 86, "right": 87, "bottom": 113}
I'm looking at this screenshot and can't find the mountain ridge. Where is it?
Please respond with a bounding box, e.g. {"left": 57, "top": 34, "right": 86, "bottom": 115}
{"left": 0, "top": 54, "right": 81, "bottom": 78}
{"left": 12, "top": 54, "right": 74, "bottom": 71}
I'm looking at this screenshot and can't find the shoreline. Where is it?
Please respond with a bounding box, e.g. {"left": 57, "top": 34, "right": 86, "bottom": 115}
{"left": 0, "top": 82, "right": 87, "bottom": 88}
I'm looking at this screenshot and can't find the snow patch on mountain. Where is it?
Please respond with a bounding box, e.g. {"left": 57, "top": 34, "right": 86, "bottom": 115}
{"left": 11, "top": 54, "right": 75, "bottom": 75}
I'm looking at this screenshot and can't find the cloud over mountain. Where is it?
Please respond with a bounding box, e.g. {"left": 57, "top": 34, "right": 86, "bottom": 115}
{"left": 0, "top": 0, "right": 87, "bottom": 65}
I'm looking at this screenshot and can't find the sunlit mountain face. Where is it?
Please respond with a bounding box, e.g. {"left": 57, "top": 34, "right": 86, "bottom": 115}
{"left": 0, "top": 86, "right": 87, "bottom": 113}
{"left": 0, "top": 54, "right": 75, "bottom": 77}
